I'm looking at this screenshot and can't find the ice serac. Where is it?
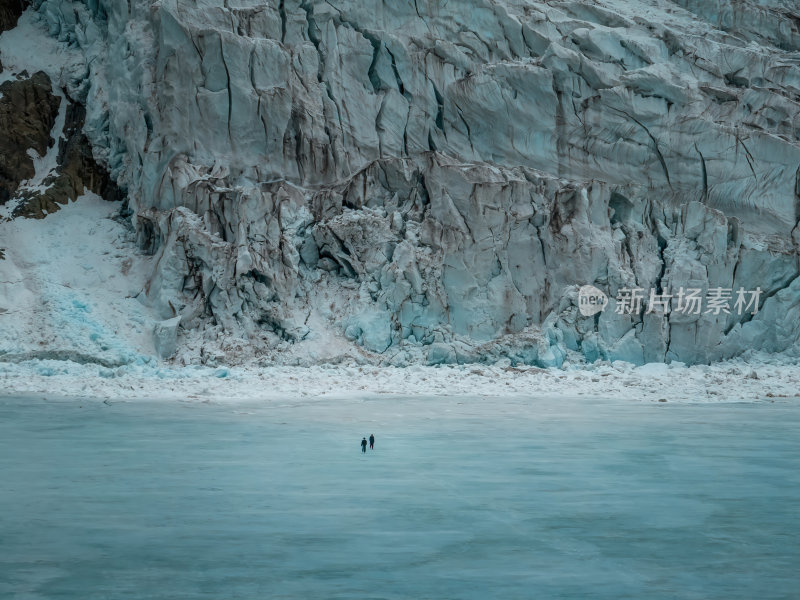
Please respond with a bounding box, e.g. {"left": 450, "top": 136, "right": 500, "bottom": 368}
{"left": 28, "top": 0, "right": 800, "bottom": 365}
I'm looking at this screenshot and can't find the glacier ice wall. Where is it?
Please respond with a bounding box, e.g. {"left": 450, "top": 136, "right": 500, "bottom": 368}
{"left": 26, "top": 0, "right": 800, "bottom": 365}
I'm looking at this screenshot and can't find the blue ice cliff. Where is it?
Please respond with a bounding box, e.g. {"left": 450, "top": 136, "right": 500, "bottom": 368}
{"left": 2, "top": 0, "right": 800, "bottom": 367}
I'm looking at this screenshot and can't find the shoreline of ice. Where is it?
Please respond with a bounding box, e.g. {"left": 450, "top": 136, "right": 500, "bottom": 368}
{"left": 2, "top": 354, "right": 798, "bottom": 404}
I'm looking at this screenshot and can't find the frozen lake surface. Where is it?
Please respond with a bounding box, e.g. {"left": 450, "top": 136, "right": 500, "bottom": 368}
{"left": 1, "top": 395, "right": 798, "bottom": 599}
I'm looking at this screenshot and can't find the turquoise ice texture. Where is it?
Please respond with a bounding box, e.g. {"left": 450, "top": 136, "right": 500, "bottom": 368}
{"left": 25, "top": 0, "right": 800, "bottom": 365}
{"left": 1, "top": 395, "right": 798, "bottom": 598}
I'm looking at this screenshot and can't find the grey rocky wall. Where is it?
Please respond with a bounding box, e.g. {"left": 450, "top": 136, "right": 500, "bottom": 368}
{"left": 27, "top": 0, "right": 800, "bottom": 365}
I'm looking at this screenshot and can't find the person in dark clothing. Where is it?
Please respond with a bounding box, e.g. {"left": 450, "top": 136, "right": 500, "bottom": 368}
{"left": 361, "top": 437, "right": 367, "bottom": 453}
{"left": 369, "top": 434, "right": 375, "bottom": 450}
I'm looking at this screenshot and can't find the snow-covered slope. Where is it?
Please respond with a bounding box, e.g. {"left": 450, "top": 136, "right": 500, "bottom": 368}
{"left": 0, "top": 193, "right": 156, "bottom": 366}
{"left": 2, "top": 0, "right": 800, "bottom": 368}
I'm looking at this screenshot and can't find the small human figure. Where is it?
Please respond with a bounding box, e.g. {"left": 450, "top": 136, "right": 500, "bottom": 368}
{"left": 369, "top": 434, "right": 375, "bottom": 450}
{"left": 361, "top": 437, "right": 367, "bottom": 453}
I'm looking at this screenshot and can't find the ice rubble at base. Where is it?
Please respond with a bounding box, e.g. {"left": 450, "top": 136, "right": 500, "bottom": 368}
{"left": 3, "top": 349, "right": 800, "bottom": 404}
{"left": 8, "top": 0, "right": 800, "bottom": 367}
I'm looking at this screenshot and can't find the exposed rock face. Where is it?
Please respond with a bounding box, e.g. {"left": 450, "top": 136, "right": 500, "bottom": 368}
{"left": 25, "top": 0, "right": 800, "bottom": 364}
{"left": 0, "top": 0, "right": 27, "bottom": 33}
{"left": 13, "top": 101, "right": 123, "bottom": 218}
{"left": 0, "top": 71, "right": 60, "bottom": 206}
{"left": 0, "top": 63, "right": 122, "bottom": 218}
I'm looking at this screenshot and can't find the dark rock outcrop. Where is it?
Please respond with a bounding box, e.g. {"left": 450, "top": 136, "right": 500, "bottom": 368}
{"left": 13, "top": 101, "right": 123, "bottom": 218}
{"left": 0, "top": 0, "right": 27, "bottom": 34}
{"left": 0, "top": 71, "right": 60, "bottom": 206}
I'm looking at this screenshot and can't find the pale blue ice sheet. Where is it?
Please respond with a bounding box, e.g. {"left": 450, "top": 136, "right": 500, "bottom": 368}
{"left": 0, "top": 395, "right": 798, "bottom": 599}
